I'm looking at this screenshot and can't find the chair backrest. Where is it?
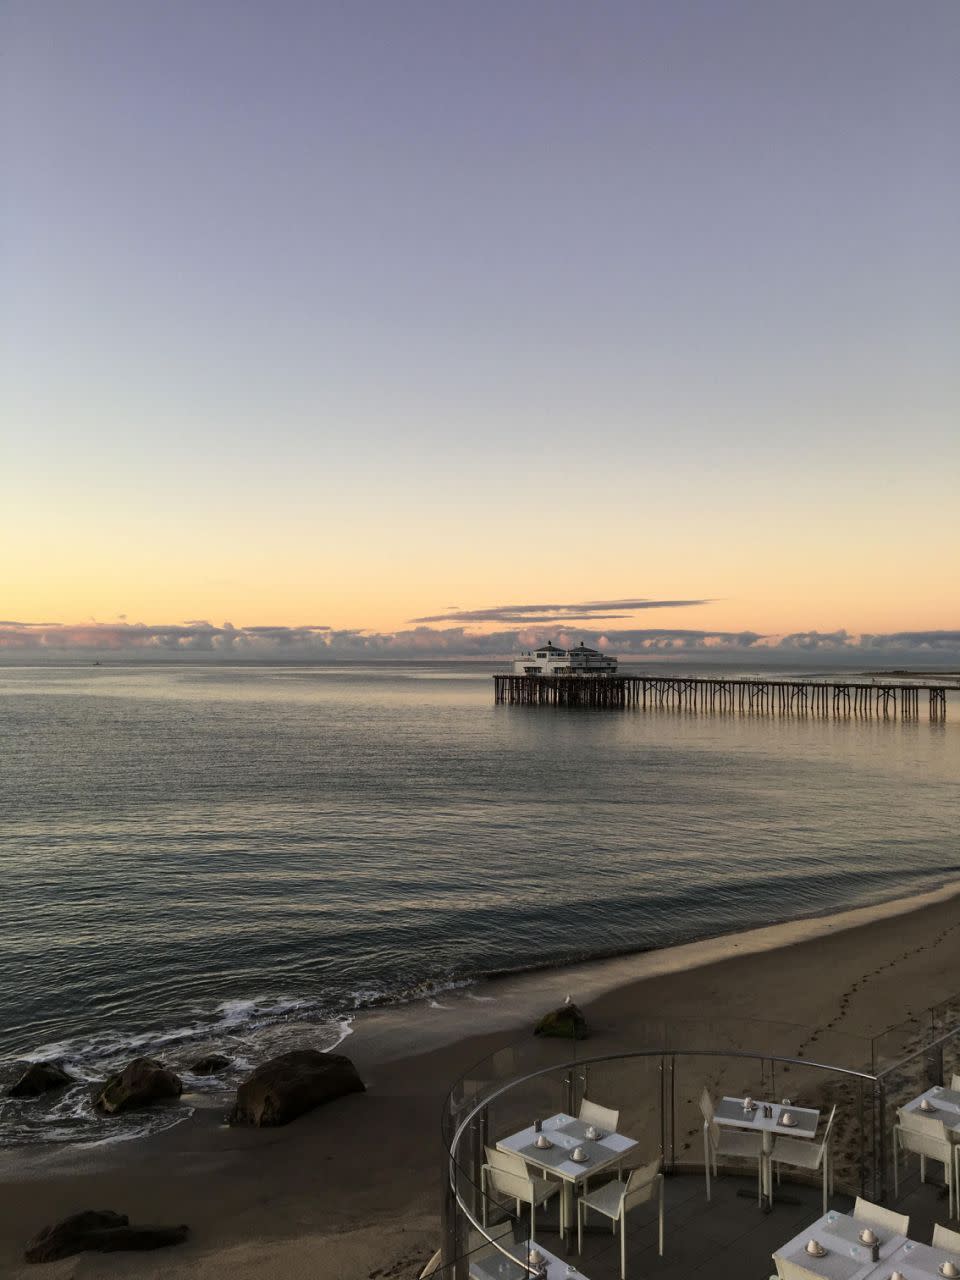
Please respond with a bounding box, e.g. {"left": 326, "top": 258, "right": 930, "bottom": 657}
{"left": 898, "top": 1110, "right": 951, "bottom": 1159}
{"left": 853, "top": 1196, "right": 909, "bottom": 1236}
{"left": 933, "top": 1222, "right": 960, "bottom": 1253}
{"left": 623, "top": 1157, "right": 662, "bottom": 1210}
{"left": 699, "top": 1087, "right": 720, "bottom": 1146}
{"left": 951, "top": 1074, "right": 960, "bottom": 1093}
{"left": 818, "top": 1104, "right": 838, "bottom": 1153}
{"left": 484, "top": 1146, "right": 528, "bottom": 1176}
{"left": 699, "top": 1087, "right": 715, "bottom": 1124}
{"left": 483, "top": 1146, "right": 531, "bottom": 1201}
{"left": 579, "top": 1098, "right": 619, "bottom": 1132}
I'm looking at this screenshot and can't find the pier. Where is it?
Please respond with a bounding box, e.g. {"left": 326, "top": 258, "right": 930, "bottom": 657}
{"left": 493, "top": 673, "right": 951, "bottom": 719}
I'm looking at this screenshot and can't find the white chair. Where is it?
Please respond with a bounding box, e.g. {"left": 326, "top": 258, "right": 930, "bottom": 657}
{"left": 699, "top": 1087, "right": 764, "bottom": 1204}
{"left": 893, "top": 1111, "right": 957, "bottom": 1219}
{"left": 772, "top": 1104, "right": 837, "bottom": 1213}
{"left": 577, "top": 1157, "right": 663, "bottom": 1280}
{"left": 853, "top": 1196, "right": 909, "bottom": 1235}
{"left": 951, "top": 1074, "right": 960, "bottom": 1092}
{"left": 579, "top": 1098, "right": 620, "bottom": 1133}
{"left": 578, "top": 1098, "right": 622, "bottom": 1189}
{"left": 933, "top": 1223, "right": 960, "bottom": 1251}
{"left": 481, "top": 1147, "right": 564, "bottom": 1238}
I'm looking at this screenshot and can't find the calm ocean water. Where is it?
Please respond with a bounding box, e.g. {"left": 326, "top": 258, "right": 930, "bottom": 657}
{"left": 1, "top": 662, "right": 958, "bottom": 1145}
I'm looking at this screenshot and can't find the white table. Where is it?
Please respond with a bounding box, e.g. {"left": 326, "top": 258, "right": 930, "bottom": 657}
{"left": 469, "top": 1239, "right": 589, "bottom": 1279}
{"left": 774, "top": 1209, "right": 905, "bottom": 1280}
{"left": 714, "top": 1096, "right": 820, "bottom": 1205}
{"left": 887, "top": 1239, "right": 960, "bottom": 1279}
{"left": 498, "top": 1112, "right": 637, "bottom": 1241}
{"left": 773, "top": 1209, "right": 960, "bottom": 1280}
{"left": 902, "top": 1085, "right": 960, "bottom": 1133}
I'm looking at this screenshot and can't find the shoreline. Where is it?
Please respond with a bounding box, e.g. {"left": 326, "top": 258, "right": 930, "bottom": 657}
{"left": 5, "top": 877, "right": 960, "bottom": 1153}
{"left": 3, "top": 881, "right": 960, "bottom": 1277}
{"left": 342, "top": 876, "right": 960, "bottom": 1070}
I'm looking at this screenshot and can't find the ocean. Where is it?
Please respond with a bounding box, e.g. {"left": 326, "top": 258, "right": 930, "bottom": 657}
{"left": 1, "top": 661, "right": 957, "bottom": 1146}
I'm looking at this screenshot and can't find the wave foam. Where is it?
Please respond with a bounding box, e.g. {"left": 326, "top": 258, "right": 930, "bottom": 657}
{"left": 1, "top": 966, "right": 482, "bottom": 1148}
{"left": 0, "top": 996, "right": 354, "bottom": 1149}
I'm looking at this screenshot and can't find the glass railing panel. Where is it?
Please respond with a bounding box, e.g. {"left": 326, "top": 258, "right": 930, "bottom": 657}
{"left": 930, "top": 993, "right": 960, "bottom": 1042}
{"left": 940, "top": 1025, "right": 960, "bottom": 1087}
{"left": 575, "top": 1051, "right": 665, "bottom": 1164}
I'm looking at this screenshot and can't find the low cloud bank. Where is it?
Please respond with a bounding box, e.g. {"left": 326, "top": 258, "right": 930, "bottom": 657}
{"left": 1, "top": 620, "right": 959, "bottom": 666}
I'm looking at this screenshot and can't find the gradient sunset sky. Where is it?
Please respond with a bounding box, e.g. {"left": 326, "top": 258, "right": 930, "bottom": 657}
{"left": 3, "top": 2, "right": 958, "bottom": 660}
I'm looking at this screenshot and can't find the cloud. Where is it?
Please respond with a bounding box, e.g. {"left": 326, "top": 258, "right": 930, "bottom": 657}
{"left": 0, "top": 620, "right": 333, "bottom": 657}
{"left": 776, "top": 629, "right": 960, "bottom": 654}
{"left": 411, "top": 598, "right": 711, "bottom": 624}
{"left": 1, "top": 621, "right": 958, "bottom": 665}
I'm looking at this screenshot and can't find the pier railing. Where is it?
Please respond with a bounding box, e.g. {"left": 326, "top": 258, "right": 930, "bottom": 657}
{"left": 493, "top": 673, "right": 952, "bottom": 719}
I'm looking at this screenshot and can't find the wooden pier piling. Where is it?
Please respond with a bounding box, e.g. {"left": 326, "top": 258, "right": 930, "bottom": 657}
{"left": 492, "top": 674, "right": 951, "bottom": 720}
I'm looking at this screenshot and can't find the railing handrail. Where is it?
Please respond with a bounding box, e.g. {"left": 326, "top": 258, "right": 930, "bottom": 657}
{"left": 444, "top": 1044, "right": 878, "bottom": 1149}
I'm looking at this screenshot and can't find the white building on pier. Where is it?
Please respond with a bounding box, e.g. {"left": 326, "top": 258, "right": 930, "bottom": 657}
{"left": 513, "top": 641, "right": 618, "bottom": 676}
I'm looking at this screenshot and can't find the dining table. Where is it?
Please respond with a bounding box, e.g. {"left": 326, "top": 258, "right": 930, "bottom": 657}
{"left": 497, "top": 1112, "right": 638, "bottom": 1243}
{"left": 773, "top": 1208, "right": 960, "bottom": 1280}
{"left": 714, "top": 1094, "right": 820, "bottom": 1206}
{"left": 901, "top": 1084, "right": 960, "bottom": 1134}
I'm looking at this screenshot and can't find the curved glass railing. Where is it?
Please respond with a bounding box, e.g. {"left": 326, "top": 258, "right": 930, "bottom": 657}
{"left": 439, "top": 1018, "right": 890, "bottom": 1279}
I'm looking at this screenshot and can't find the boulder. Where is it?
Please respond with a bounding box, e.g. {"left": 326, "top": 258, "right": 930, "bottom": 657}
{"left": 7, "top": 1062, "right": 74, "bottom": 1099}
{"left": 229, "top": 1049, "right": 364, "bottom": 1127}
{"left": 534, "top": 1002, "right": 589, "bottom": 1040}
{"left": 24, "top": 1210, "right": 188, "bottom": 1263}
{"left": 94, "top": 1057, "right": 182, "bottom": 1115}
{"left": 189, "top": 1054, "right": 231, "bottom": 1076}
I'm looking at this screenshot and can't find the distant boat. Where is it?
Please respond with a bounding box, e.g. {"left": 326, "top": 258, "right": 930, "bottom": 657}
{"left": 92, "top": 660, "right": 102, "bottom": 667}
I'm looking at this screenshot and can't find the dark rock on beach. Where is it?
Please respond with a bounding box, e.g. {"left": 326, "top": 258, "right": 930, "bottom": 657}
{"left": 534, "top": 1001, "right": 589, "bottom": 1039}
{"left": 7, "top": 1062, "right": 74, "bottom": 1099}
{"left": 189, "top": 1053, "right": 231, "bottom": 1075}
{"left": 94, "top": 1057, "right": 182, "bottom": 1115}
{"left": 229, "top": 1049, "right": 364, "bottom": 1127}
{"left": 24, "top": 1210, "right": 188, "bottom": 1263}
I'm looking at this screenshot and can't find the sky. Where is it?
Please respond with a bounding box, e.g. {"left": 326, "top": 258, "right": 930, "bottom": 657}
{"left": 2, "top": 1, "right": 958, "bottom": 662}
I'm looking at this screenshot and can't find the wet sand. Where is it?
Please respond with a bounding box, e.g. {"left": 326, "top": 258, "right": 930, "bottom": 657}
{"left": 3, "top": 881, "right": 960, "bottom": 1279}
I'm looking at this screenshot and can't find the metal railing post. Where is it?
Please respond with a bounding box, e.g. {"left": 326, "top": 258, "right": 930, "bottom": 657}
{"left": 875, "top": 1076, "right": 886, "bottom": 1202}
{"left": 441, "top": 1153, "right": 465, "bottom": 1279}
{"left": 669, "top": 1054, "right": 677, "bottom": 1170}
{"left": 563, "top": 1069, "right": 574, "bottom": 1118}
{"left": 470, "top": 1108, "right": 484, "bottom": 1221}
{"left": 927, "top": 1042, "right": 945, "bottom": 1090}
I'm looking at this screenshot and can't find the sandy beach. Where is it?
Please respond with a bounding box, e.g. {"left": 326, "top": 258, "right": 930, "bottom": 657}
{"left": 3, "top": 881, "right": 960, "bottom": 1279}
